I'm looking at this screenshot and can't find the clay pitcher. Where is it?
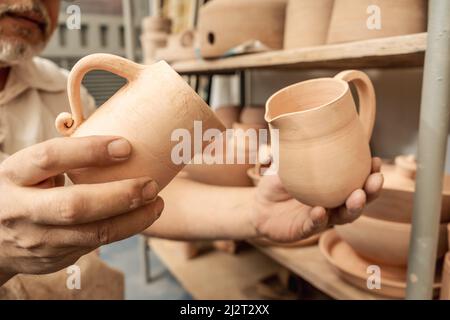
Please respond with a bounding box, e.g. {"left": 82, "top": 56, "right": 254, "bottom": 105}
{"left": 55, "top": 53, "right": 225, "bottom": 189}
{"left": 265, "top": 70, "right": 376, "bottom": 208}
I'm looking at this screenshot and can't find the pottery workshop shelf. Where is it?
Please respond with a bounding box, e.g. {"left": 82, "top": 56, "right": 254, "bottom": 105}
{"left": 172, "top": 33, "right": 426, "bottom": 75}
{"left": 150, "top": 238, "right": 280, "bottom": 299}
{"left": 251, "top": 243, "right": 384, "bottom": 300}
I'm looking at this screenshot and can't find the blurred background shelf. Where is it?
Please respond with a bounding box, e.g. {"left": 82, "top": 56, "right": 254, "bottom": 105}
{"left": 250, "top": 242, "right": 385, "bottom": 300}
{"left": 150, "top": 238, "right": 280, "bottom": 299}
{"left": 172, "top": 33, "right": 426, "bottom": 75}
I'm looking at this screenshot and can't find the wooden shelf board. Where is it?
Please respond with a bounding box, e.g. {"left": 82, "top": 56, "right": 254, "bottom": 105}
{"left": 251, "top": 242, "right": 387, "bottom": 300}
{"left": 150, "top": 239, "right": 280, "bottom": 299}
{"left": 172, "top": 33, "right": 426, "bottom": 74}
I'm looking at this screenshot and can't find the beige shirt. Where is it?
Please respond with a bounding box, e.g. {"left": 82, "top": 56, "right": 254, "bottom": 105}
{"left": 0, "top": 58, "right": 124, "bottom": 299}
{"left": 0, "top": 57, "right": 95, "bottom": 160}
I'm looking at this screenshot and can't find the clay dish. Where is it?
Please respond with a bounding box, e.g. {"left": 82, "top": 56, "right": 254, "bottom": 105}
{"left": 365, "top": 155, "right": 450, "bottom": 223}
{"left": 319, "top": 229, "right": 441, "bottom": 299}
{"left": 335, "top": 215, "right": 449, "bottom": 267}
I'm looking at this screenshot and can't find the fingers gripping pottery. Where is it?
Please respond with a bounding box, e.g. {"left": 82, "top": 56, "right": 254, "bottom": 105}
{"left": 265, "top": 70, "right": 376, "bottom": 208}
{"left": 55, "top": 53, "right": 225, "bottom": 189}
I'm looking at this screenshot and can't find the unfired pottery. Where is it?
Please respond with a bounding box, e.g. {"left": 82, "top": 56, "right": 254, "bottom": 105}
{"left": 239, "top": 105, "right": 267, "bottom": 126}
{"left": 141, "top": 16, "right": 172, "bottom": 33}
{"left": 284, "top": 0, "right": 334, "bottom": 49}
{"left": 327, "top": 0, "right": 427, "bottom": 44}
{"left": 55, "top": 53, "right": 225, "bottom": 189}
{"left": 155, "top": 30, "right": 197, "bottom": 63}
{"left": 440, "top": 252, "right": 450, "bottom": 300}
{"left": 252, "top": 233, "right": 321, "bottom": 248}
{"left": 319, "top": 229, "right": 441, "bottom": 299}
{"left": 140, "top": 32, "right": 168, "bottom": 64}
{"left": 214, "top": 105, "right": 242, "bottom": 129}
{"left": 265, "top": 70, "right": 376, "bottom": 208}
{"left": 334, "top": 215, "right": 448, "bottom": 267}
{"left": 197, "top": 0, "right": 287, "bottom": 58}
{"left": 365, "top": 155, "right": 450, "bottom": 223}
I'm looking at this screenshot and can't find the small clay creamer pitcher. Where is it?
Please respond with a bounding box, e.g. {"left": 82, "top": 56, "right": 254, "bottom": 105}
{"left": 55, "top": 53, "right": 225, "bottom": 189}
{"left": 265, "top": 70, "right": 376, "bottom": 208}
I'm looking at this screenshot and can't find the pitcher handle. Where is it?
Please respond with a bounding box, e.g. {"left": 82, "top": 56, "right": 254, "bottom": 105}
{"left": 55, "top": 53, "right": 144, "bottom": 136}
{"left": 334, "top": 70, "right": 376, "bottom": 141}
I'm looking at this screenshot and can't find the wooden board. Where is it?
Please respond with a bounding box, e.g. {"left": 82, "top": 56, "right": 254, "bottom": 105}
{"left": 172, "top": 33, "right": 426, "bottom": 74}
{"left": 150, "top": 238, "right": 280, "bottom": 299}
{"left": 252, "top": 243, "right": 386, "bottom": 300}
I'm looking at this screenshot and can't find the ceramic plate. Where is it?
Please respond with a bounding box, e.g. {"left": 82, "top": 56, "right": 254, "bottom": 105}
{"left": 319, "top": 229, "right": 441, "bottom": 299}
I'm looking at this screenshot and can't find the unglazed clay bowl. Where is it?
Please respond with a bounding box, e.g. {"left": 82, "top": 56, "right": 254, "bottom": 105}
{"left": 440, "top": 253, "right": 450, "bottom": 300}
{"left": 335, "top": 215, "right": 449, "bottom": 267}
{"left": 319, "top": 229, "right": 441, "bottom": 299}
{"left": 365, "top": 156, "right": 450, "bottom": 223}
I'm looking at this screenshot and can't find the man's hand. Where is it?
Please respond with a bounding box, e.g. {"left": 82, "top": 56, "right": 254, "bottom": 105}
{"left": 251, "top": 158, "right": 383, "bottom": 243}
{"left": 0, "top": 136, "right": 164, "bottom": 284}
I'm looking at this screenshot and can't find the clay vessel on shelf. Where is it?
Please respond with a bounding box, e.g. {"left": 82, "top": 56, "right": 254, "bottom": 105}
{"left": 334, "top": 215, "right": 448, "bottom": 267}
{"left": 239, "top": 105, "right": 267, "bottom": 126}
{"left": 327, "top": 0, "right": 427, "bottom": 44}
{"left": 55, "top": 53, "right": 225, "bottom": 189}
{"left": 440, "top": 252, "right": 450, "bottom": 300}
{"left": 284, "top": 0, "right": 334, "bottom": 49}
{"left": 214, "top": 105, "right": 242, "bottom": 129}
{"left": 155, "top": 30, "right": 197, "bottom": 63}
{"left": 140, "top": 32, "right": 168, "bottom": 64}
{"left": 319, "top": 229, "right": 442, "bottom": 298}
{"left": 141, "top": 16, "right": 172, "bottom": 33}
{"left": 197, "top": 0, "right": 287, "bottom": 58}
{"left": 265, "top": 70, "right": 376, "bottom": 208}
{"left": 365, "top": 155, "right": 450, "bottom": 223}
{"left": 183, "top": 122, "right": 265, "bottom": 187}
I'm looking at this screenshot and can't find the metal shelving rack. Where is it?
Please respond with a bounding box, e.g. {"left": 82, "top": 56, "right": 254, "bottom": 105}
{"left": 124, "top": 0, "right": 449, "bottom": 299}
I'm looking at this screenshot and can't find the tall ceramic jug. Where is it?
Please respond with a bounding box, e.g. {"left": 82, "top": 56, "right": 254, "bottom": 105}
{"left": 265, "top": 70, "right": 376, "bottom": 208}
{"left": 55, "top": 53, "right": 225, "bottom": 189}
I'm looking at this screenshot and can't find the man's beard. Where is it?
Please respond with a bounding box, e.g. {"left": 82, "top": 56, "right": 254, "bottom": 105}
{"left": 0, "top": 1, "right": 52, "bottom": 66}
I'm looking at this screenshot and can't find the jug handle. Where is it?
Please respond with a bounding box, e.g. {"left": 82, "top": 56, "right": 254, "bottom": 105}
{"left": 55, "top": 53, "right": 144, "bottom": 136}
{"left": 334, "top": 70, "right": 376, "bottom": 141}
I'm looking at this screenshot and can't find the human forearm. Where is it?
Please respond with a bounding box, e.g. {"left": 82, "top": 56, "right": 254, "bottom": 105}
{"left": 144, "top": 177, "right": 258, "bottom": 240}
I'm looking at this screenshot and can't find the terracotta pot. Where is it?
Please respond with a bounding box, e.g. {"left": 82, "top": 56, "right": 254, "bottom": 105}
{"left": 155, "top": 30, "right": 197, "bottom": 63}
{"left": 140, "top": 32, "right": 168, "bottom": 64}
{"left": 319, "top": 229, "right": 441, "bottom": 298}
{"left": 198, "top": 0, "right": 287, "bottom": 58}
{"left": 440, "top": 253, "right": 450, "bottom": 300}
{"left": 365, "top": 155, "right": 450, "bottom": 223}
{"left": 55, "top": 54, "right": 225, "bottom": 189}
{"left": 327, "top": 0, "right": 427, "bottom": 44}
{"left": 335, "top": 215, "right": 449, "bottom": 267}
{"left": 183, "top": 122, "right": 265, "bottom": 187}
{"left": 141, "top": 16, "right": 172, "bottom": 33}
{"left": 214, "top": 105, "right": 242, "bottom": 129}
{"left": 239, "top": 105, "right": 267, "bottom": 126}
{"left": 284, "top": 0, "right": 334, "bottom": 49}
{"left": 265, "top": 70, "right": 376, "bottom": 208}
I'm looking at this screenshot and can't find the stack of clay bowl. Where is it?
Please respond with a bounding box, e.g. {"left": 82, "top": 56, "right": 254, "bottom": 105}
{"left": 326, "top": 0, "right": 427, "bottom": 44}
{"left": 155, "top": 29, "right": 197, "bottom": 63}
{"left": 140, "top": 16, "right": 172, "bottom": 64}
{"left": 320, "top": 155, "right": 450, "bottom": 298}
{"left": 197, "top": 0, "right": 287, "bottom": 58}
